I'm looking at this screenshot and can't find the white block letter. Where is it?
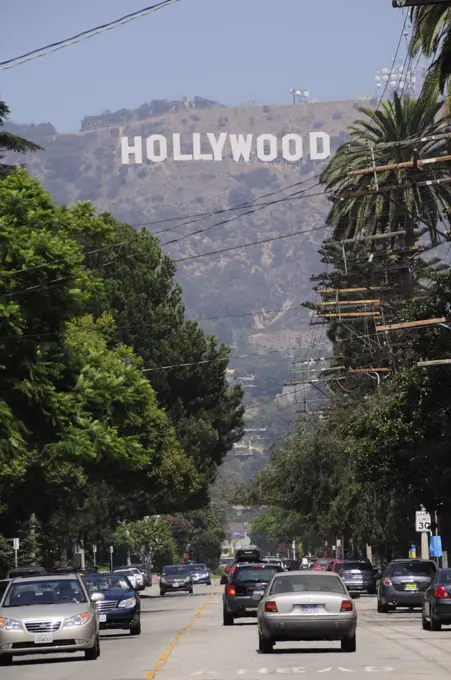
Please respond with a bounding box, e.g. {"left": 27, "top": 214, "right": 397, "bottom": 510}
{"left": 282, "top": 134, "right": 303, "bottom": 162}
{"left": 230, "top": 134, "right": 253, "bottom": 161}
{"left": 173, "top": 133, "right": 193, "bottom": 161}
{"left": 309, "top": 132, "right": 331, "bottom": 160}
{"left": 256, "top": 134, "right": 277, "bottom": 162}
{"left": 146, "top": 135, "right": 168, "bottom": 162}
{"left": 207, "top": 133, "right": 227, "bottom": 161}
{"left": 193, "top": 133, "right": 213, "bottom": 160}
{"left": 121, "top": 136, "right": 142, "bottom": 164}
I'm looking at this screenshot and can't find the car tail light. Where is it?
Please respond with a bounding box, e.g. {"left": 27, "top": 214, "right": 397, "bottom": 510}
{"left": 340, "top": 600, "right": 353, "bottom": 612}
{"left": 383, "top": 578, "right": 392, "bottom": 587}
{"left": 264, "top": 601, "right": 278, "bottom": 612}
{"left": 226, "top": 584, "right": 236, "bottom": 596}
{"left": 435, "top": 586, "right": 450, "bottom": 599}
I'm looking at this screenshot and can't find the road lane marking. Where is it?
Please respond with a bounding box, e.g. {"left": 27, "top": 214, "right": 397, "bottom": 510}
{"left": 189, "top": 669, "right": 393, "bottom": 676}
{"left": 144, "top": 587, "right": 220, "bottom": 679}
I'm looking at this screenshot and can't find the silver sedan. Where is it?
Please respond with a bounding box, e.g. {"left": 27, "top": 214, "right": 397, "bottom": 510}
{"left": 257, "top": 570, "right": 357, "bottom": 653}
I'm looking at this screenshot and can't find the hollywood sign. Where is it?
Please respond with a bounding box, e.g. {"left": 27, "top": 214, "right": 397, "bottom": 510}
{"left": 120, "top": 132, "right": 331, "bottom": 164}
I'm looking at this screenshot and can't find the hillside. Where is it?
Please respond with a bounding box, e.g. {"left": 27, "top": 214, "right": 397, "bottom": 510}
{"left": 5, "top": 97, "right": 366, "bottom": 373}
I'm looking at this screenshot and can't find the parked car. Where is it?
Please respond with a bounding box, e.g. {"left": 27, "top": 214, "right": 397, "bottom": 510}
{"left": 422, "top": 567, "right": 451, "bottom": 631}
{"left": 117, "top": 564, "right": 151, "bottom": 587}
{"left": 257, "top": 570, "right": 357, "bottom": 653}
{"left": 82, "top": 572, "right": 141, "bottom": 635}
{"left": 113, "top": 568, "right": 144, "bottom": 591}
{"left": 222, "top": 561, "right": 283, "bottom": 625}
{"left": 377, "top": 559, "right": 437, "bottom": 612}
{"left": 0, "top": 572, "right": 103, "bottom": 666}
{"left": 187, "top": 563, "right": 211, "bottom": 585}
{"left": 336, "top": 560, "right": 377, "bottom": 595}
{"left": 159, "top": 565, "right": 193, "bottom": 595}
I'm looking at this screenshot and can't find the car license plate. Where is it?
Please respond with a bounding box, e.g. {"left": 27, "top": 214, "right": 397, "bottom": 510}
{"left": 173, "top": 583, "right": 179, "bottom": 587}
{"left": 254, "top": 590, "right": 264, "bottom": 597}
{"left": 352, "top": 575, "right": 360, "bottom": 579}
{"left": 405, "top": 583, "right": 417, "bottom": 590}
{"left": 34, "top": 634, "right": 53, "bottom": 644}
{"left": 99, "top": 614, "right": 107, "bottom": 622}
{"left": 295, "top": 605, "right": 318, "bottom": 614}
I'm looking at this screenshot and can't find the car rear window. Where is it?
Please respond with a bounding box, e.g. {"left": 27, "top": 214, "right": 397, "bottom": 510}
{"left": 234, "top": 566, "right": 279, "bottom": 582}
{"left": 388, "top": 562, "right": 436, "bottom": 577}
{"left": 343, "top": 562, "right": 373, "bottom": 571}
{"left": 317, "top": 559, "right": 330, "bottom": 566}
{"left": 438, "top": 570, "right": 451, "bottom": 584}
{"left": 270, "top": 574, "right": 346, "bottom": 595}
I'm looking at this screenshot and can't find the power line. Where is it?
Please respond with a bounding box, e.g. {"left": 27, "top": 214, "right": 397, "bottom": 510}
{"left": 0, "top": 0, "right": 182, "bottom": 72}
{"left": 0, "top": 304, "right": 306, "bottom": 342}
{"left": 141, "top": 346, "right": 300, "bottom": 372}
{"left": 1, "top": 173, "right": 322, "bottom": 280}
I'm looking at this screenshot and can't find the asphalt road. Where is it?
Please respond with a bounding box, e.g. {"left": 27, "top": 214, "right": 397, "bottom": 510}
{"left": 4, "top": 582, "right": 451, "bottom": 679}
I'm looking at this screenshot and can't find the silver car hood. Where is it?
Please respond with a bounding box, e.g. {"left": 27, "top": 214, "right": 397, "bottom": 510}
{"left": 0, "top": 603, "right": 93, "bottom": 619}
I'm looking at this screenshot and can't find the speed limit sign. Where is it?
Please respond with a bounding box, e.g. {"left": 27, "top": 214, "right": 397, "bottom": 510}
{"left": 416, "top": 511, "right": 431, "bottom": 532}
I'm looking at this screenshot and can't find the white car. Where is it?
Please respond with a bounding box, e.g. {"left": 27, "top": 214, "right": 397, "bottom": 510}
{"left": 257, "top": 570, "right": 357, "bottom": 653}
{"left": 114, "top": 568, "right": 144, "bottom": 591}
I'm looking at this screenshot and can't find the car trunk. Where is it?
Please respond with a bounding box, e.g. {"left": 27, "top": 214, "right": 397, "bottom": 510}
{"left": 272, "top": 592, "right": 345, "bottom": 615}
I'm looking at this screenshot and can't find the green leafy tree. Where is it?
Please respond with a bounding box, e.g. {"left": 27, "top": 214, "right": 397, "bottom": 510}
{"left": 0, "top": 100, "right": 42, "bottom": 179}
{"left": 84, "top": 221, "right": 245, "bottom": 504}
{"left": 114, "top": 517, "right": 178, "bottom": 570}
{"left": 409, "top": 6, "right": 451, "bottom": 98}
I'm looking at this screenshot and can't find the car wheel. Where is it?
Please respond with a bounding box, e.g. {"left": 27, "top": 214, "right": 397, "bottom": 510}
{"left": 258, "top": 633, "right": 274, "bottom": 653}
{"left": 431, "top": 616, "right": 442, "bottom": 631}
{"left": 0, "top": 655, "right": 13, "bottom": 666}
{"left": 189, "top": 588, "right": 193, "bottom": 594}
{"left": 85, "top": 635, "right": 100, "bottom": 660}
{"left": 130, "top": 619, "right": 141, "bottom": 635}
{"left": 422, "top": 611, "right": 431, "bottom": 630}
{"left": 223, "top": 609, "right": 234, "bottom": 626}
{"left": 207, "top": 580, "right": 211, "bottom": 586}
{"left": 160, "top": 590, "right": 165, "bottom": 596}
{"left": 377, "top": 600, "right": 389, "bottom": 613}
{"left": 341, "top": 634, "right": 356, "bottom": 653}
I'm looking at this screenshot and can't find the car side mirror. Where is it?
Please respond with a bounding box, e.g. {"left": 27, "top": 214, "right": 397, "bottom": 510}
{"left": 90, "top": 592, "right": 105, "bottom": 602}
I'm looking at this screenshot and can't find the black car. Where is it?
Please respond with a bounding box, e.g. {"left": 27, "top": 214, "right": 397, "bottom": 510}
{"left": 335, "top": 560, "right": 377, "bottom": 595}
{"left": 422, "top": 567, "right": 451, "bottom": 630}
{"left": 223, "top": 561, "right": 283, "bottom": 625}
{"left": 160, "top": 565, "right": 193, "bottom": 595}
{"left": 82, "top": 572, "right": 141, "bottom": 635}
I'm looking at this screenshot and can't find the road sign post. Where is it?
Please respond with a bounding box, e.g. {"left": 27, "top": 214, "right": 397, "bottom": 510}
{"left": 416, "top": 510, "right": 431, "bottom": 560}
{"left": 12, "top": 538, "right": 19, "bottom": 567}
{"left": 109, "top": 545, "right": 114, "bottom": 572}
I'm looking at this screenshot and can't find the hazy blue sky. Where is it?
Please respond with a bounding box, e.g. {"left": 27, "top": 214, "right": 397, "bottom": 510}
{"left": 1, "top": 0, "right": 407, "bottom": 132}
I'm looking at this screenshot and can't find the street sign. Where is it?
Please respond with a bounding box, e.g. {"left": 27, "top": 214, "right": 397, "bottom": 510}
{"left": 12, "top": 538, "right": 19, "bottom": 550}
{"left": 109, "top": 545, "right": 114, "bottom": 554}
{"left": 416, "top": 510, "right": 431, "bottom": 532}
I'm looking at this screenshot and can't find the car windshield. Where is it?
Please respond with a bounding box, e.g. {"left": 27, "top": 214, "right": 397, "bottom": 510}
{"left": 4, "top": 579, "right": 87, "bottom": 607}
{"left": 189, "top": 564, "right": 207, "bottom": 571}
{"left": 388, "top": 562, "right": 436, "bottom": 577}
{"left": 270, "top": 574, "right": 346, "bottom": 595}
{"left": 83, "top": 575, "right": 132, "bottom": 592}
{"left": 162, "top": 566, "right": 189, "bottom": 576}
{"left": 343, "top": 562, "right": 373, "bottom": 571}
{"left": 234, "top": 566, "right": 279, "bottom": 582}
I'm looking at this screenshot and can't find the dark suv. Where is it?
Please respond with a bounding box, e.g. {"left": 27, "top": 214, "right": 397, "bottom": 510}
{"left": 222, "top": 562, "right": 283, "bottom": 625}
{"left": 335, "top": 560, "right": 377, "bottom": 595}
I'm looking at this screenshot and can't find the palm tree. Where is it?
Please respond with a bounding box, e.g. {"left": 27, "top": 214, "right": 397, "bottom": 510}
{"left": 409, "top": 4, "right": 451, "bottom": 96}
{"left": 0, "top": 99, "right": 42, "bottom": 179}
{"left": 320, "top": 87, "right": 451, "bottom": 246}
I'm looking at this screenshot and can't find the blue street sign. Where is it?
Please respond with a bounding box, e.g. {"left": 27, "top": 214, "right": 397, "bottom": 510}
{"left": 430, "top": 536, "right": 443, "bottom": 558}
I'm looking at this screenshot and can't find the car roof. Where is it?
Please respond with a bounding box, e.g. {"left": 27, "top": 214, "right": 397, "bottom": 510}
{"left": 276, "top": 570, "right": 341, "bottom": 577}
{"left": 11, "top": 573, "right": 82, "bottom": 583}
{"left": 390, "top": 559, "right": 435, "bottom": 563}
